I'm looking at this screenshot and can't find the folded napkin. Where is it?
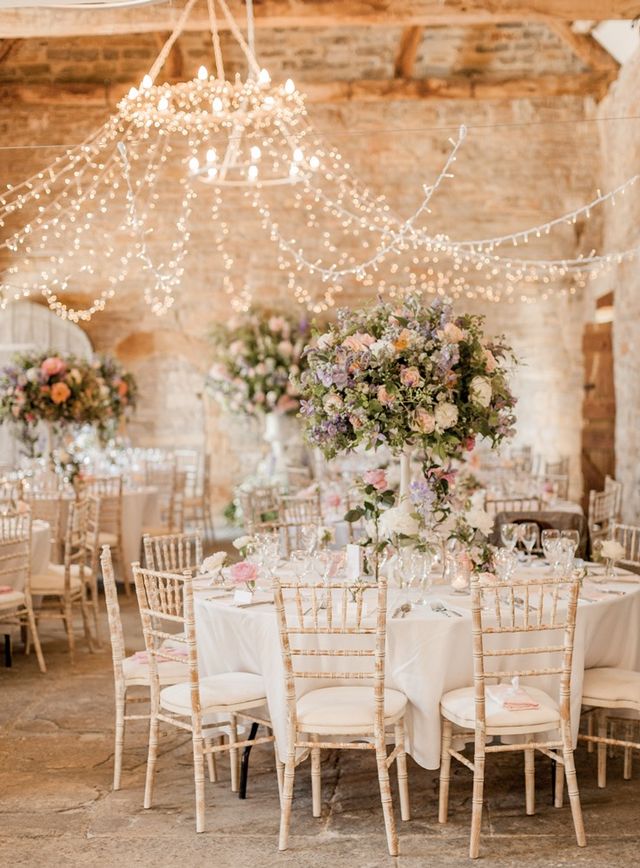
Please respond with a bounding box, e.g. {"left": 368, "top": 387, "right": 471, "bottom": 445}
{"left": 486, "top": 678, "right": 540, "bottom": 711}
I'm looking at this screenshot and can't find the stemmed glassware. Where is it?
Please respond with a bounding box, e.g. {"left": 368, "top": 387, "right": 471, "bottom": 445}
{"left": 541, "top": 529, "right": 561, "bottom": 574}
{"left": 414, "top": 549, "right": 435, "bottom": 607}
{"left": 519, "top": 522, "right": 538, "bottom": 565}
{"left": 500, "top": 523, "right": 519, "bottom": 552}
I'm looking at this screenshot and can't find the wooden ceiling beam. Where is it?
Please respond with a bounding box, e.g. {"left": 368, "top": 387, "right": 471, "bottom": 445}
{"left": 1, "top": 1, "right": 640, "bottom": 39}
{"left": 546, "top": 20, "right": 620, "bottom": 73}
{"left": 394, "top": 26, "right": 424, "bottom": 79}
{"left": 0, "top": 70, "right": 614, "bottom": 109}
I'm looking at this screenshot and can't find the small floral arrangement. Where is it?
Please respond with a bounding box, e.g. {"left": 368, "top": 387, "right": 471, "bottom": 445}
{"left": 207, "top": 310, "right": 310, "bottom": 417}
{"left": 298, "top": 295, "right": 516, "bottom": 520}
{"left": 232, "top": 535, "right": 254, "bottom": 558}
{"left": 230, "top": 560, "right": 258, "bottom": 592}
{"left": 344, "top": 470, "right": 397, "bottom": 574}
{"left": 0, "top": 350, "right": 138, "bottom": 455}
{"left": 595, "top": 539, "right": 625, "bottom": 562}
{"left": 201, "top": 552, "right": 227, "bottom": 576}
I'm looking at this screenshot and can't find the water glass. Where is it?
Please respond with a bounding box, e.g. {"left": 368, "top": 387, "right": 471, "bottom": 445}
{"left": 500, "top": 523, "right": 519, "bottom": 551}
{"left": 519, "top": 522, "right": 538, "bottom": 564}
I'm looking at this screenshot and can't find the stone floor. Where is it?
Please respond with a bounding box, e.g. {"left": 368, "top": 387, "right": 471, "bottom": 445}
{"left": 2, "top": 595, "right": 640, "bottom": 868}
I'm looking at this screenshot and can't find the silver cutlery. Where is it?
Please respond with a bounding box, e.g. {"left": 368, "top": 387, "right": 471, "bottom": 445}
{"left": 431, "top": 601, "right": 463, "bottom": 618}
{"left": 392, "top": 602, "right": 412, "bottom": 619}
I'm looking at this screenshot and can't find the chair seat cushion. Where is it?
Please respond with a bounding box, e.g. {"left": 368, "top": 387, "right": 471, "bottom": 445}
{"left": 583, "top": 667, "right": 640, "bottom": 710}
{"left": 0, "top": 589, "right": 25, "bottom": 609}
{"left": 160, "top": 672, "right": 266, "bottom": 715}
{"left": 31, "top": 563, "right": 83, "bottom": 594}
{"left": 122, "top": 651, "right": 190, "bottom": 686}
{"left": 441, "top": 685, "right": 560, "bottom": 731}
{"left": 296, "top": 686, "right": 407, "bottom": 733}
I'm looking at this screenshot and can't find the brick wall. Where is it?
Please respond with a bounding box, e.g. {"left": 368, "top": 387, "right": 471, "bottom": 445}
{"left": 0, "top": 26, "right": 606, "bottom": 508}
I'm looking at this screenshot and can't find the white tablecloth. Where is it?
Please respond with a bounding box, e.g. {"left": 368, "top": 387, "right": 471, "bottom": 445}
{"left": 195, "top": 567, "right": 640, "bottom": 768}
{"left": 31, "top": 519, "right": 51, "bottom": 577}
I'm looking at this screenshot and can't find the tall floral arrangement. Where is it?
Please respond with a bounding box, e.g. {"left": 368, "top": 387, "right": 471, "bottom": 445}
{"left": 298, "top": 294, "right": 516, "bottom": 520}
{"left": 0, "top": 350, "right": 137, "bottom": 455}
{"left": 207, "top": 311, "right": 310, "bottom": 417}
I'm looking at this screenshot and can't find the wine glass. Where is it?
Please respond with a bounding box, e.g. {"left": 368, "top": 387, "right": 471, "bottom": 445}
{"left": 557, "top": 536, "right": 577, "bottom": 577}
{"left": 394, "top": 547, "right": 413, "bottom": 605}
{"left": 541, "top": 529, "right": 561, "bottom": 573}
{"left": 519, "top": 522, "right": 538, "bottom": 565}
{"left": 415, "top": 550, "right": 435, "bottom": 606}
{"left": 500, "top": 522, "right": 519, "bottom": 552}
{"left": 561, "top": 529, "right": 580, "bottom": 552}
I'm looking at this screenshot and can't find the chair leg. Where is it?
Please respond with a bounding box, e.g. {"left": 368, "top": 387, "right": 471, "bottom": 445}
{"left": 310, "top": 733, "right": 322, "bottom": 818}
{"left": 79, "top": 594, "right": 93, "bottom": 654}
{"left": 561, "top": 724, "right": 586, "bottom": 847}
{"left": 229, "top": 713, "right": 240, "bottom": 793}
{"left": 3, "top": 633, "right": 11, "bottom": 668}
{"left": 394, "top": 719, "right": 411, "bottom": 821}
{"left": 375, "top": 734, "right": 398, "bottom": 857}
{"left": 587, "top": 712, "right": 594, "bottom": 753}
{"left": 525, "top": 748, "right": 535, "bottom": 815}
{"left": 624, "top": 746, "right": 633, "bottom": 781}
{"left": 597, "top": 711, "right": 608, "bottom": 788}
{"left": 469, "top": 734, "right": 486, "bottom": 859}
{"left": 192, "top": 731, "right": 206, "bottom": 833}
{"left": 63, "top": 598, "right": 76, "bottom": 664}
{"left": 274, "top": 744, "right": 284, "bottom": 805}
{"left": 113, "top": 688, "right": 126, "bottom": 791}
{"left": 204, "top": 738, "right": 217, "bottom": 784}
{"left": 90, "top": 576, "right": 101, "bottom": 649}
{"left": 143, "top": 712, "right": 160, "bottom": 810}
{"left": 118, "top": 543, "right": 130, "bottom": 596}
{"left": 438, "top": 718, "right": 453, "bottom": 824}
{"left": 554, "top": 754, "right": 564, "bottom": 808}
{"left": 24, "top": 605, "right": 46, "bottom": 674}
{"left": 278, "top": 756, "right": 296, "bottom": 851}
{"left": 239, "top": 722, "right": 260, "bottom": 800}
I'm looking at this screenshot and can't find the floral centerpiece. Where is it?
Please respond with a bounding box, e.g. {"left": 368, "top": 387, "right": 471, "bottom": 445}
{"left": 0, "top": 350, "right": 138, "bottom": 457}
{"left": 299, "top": 294, "right": 516, "bottom": 523}
{"left": 207, "top": 310, "right": 310, "bottom": 417}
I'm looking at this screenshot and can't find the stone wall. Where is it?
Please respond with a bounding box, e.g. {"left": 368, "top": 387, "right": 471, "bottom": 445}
{"left": 598, "top": 48, "right": 640, "bottom": 521}
{"left": 0, "top": 26, "right": 606, "bottom": 508}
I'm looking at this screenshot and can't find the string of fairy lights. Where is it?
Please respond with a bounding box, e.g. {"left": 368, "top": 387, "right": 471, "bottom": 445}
{"left": 0, "top": 0, "right": 638, "bottom": 320}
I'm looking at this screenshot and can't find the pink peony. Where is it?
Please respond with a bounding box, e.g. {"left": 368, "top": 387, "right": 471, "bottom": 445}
{"left": 51, "top": 381, "right": 71, "bottom": 404}
{"left": 400, "top": 366, "right": 422, "bottom": 388}
{"left": 342, "top": 332, "right": 375, "bottom": 353}
{"left": 230, "top": 561, "right": 258, "bottom": 587}
{"left": 377, "top": 385, "right": 395, "bottom": 406}
{"left": 363, "top": 469, "right": 388, "bottom": 491}
{"left": 439, "top": 322, "right": 465, "bottom": 343}
{"left": 412, "top": 408, "right": 436, "bottom": 434}
{"left": 41, "top": 356, "right": 66, "bottom": 378}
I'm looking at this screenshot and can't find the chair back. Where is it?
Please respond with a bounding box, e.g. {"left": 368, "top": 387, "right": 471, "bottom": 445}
{"left": 544, "top": 457, "right": 570, "bottom": 478}
{"left": 174, "top": 449, "right": 202, "bottom": 500}
{"left": 273, "top": 575, "right": 388, "bottom": 734}
{"left": 146, "top": 461, "right": 184, "bottom": 533}
{"left": 278, "top": 490, "right": 322, "bottom": 555}
{"left": 133, "top": 565, "right": 200, "bottom": 721}
{"left": 485, "top": 496, "right": 541, "bottom": 519}
{"left": 23, "top": 492, "right": 66, "bottom": 557}
{"left": 286, "top": 465, "right": 313, "bottom": 492}
{"left": 238, "top": 485, "right": 279, "bottom": 534}
{"left": 0, "top": 477, "right": 23, "bottom": 507}
{"left": 84, "top": 495, "right": 102, "bottom": 578}
{"left": 82, "top": 475, "right": 123, "bottom": 538}
{"left": 604, "top": 476, "right": 623, "bottom": 518}
{"left": 61, "top": 498, "right": 91, "bottom": 591}
{"left": 0, "top": 509, "right": 31, "bottom": 594}
{"left": 540, "top": 474, "right": 569, "bottom": 501}
{"left": 588, "top": 488, "right": 617, "bottom": 543}
{"left": 612, "top": 523, "right": 640, "bottom": 572}
{"left": 470, "top": 573, "right": 580, "bottom": 731}
{"left": 100, "top": 545, "right": 126, "bottom": 679}
{"left": 143, "top": 531, "right": 203, "bottom": 572}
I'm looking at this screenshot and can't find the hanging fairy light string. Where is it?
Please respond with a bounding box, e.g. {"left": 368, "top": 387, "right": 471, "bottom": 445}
{"left": 1, "top": 0, "right": 639, "bottom": 318}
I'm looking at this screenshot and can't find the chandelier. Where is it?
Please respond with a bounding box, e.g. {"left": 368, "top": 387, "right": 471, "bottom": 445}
{"left": 1, "top": 0, "right": 639, "bottom": 320}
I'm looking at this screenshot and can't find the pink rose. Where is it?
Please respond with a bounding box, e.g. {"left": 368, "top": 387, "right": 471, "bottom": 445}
{"left": 51, "top": 381, "right": 71, "bottom": 404}
{"left": 483, "top": 348, "right": 498, "bottom": 373}
{"left": 349, "top": 414, "right": 364, "bottom": 430}
{"left": 377, "top": 385, "right": 395, "bottom": 406}
{"left": 326, "top": 493, "right": 342, "bottom": 509}
{"left": 41, "top": 356, "right": 66, "bottom": 378}
{"left": 400, "top": 366, "right": 421, "bottom": 388}
{"left": 439, "top": 322, "right": 465, "bottom": 343}
{"left": 230, "top": 561, "right": 258, "bottom": 587}
{"left": 412, "top": 408, "right": 435, "bottom": 434}
{"left": 363, "top": 469, "right": 388, "bottom": 491}
{"left": 342, "top": 332, "right": 375, "bottom": 353}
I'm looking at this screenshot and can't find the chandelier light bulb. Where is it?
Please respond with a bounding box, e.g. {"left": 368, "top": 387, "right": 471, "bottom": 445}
{"left": 212, "top": 97, "right": 223, "bottom": 113}
{"left": 248, "top": 165, "right": 259, "bottom": 181}
{"left": 207, "top": 167, "right": 218, "bottom": 180}
{"left": 157, "top": 96, "right": 169, "bottom": 111}
{"left": 309, "top": 155, "right": 320, "bottom": 170}
{"left": 140, "top": 74, "right": 153, "bottom": 90}
{"left": 197, "top": 65, "right": 208, "bottom": 81}
{"left": 250, "top": 145, "right": 262, "bottom": 161}
{"left": 258, "top": 68, "right": 271, "bottom": 86}
{"left": 127, "top": 87, "right": 138, "bottom": 99}
{"left": 284, "top": 78, "right": 295, "bottom": 95}
{"left": 206, "top": 148, "right": 217, "bottom": 164}
{"left": 188, "top": 156, "right": 200, "bottom": 174}
{"left": 293, "top": 147, "right": 303, "bottom": 163}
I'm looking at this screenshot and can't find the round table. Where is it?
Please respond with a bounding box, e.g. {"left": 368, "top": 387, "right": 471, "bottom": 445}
{"left": 194, "top": 564, "right": 640, "bottom": 768}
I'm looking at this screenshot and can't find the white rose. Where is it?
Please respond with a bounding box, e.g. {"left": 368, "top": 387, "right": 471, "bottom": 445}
{"left": 379, "top": 504, "right": 420, "bottom": 538}
{"left": 469, "top": 376, "right": 492, "bottom": 408}
{"left": 600, "top": 539, "right": 625, "bottom": 561}
{"left": 465, "top": 508, "right": 493, "bottom": 537}
{"left": 201, "top": 552, "right": 227, "bottom": 573}
{"left": 370, "top": 339, "right": 390, "bottom": 358}
{"left": 440, "top": 322, "right": 465, "bottom": 343}
{"left": 435, "top": 402, "right": 458, "bottom": 431}
{"left": 25, "top": 367, "right": 40, "bottom": 383}
{"left": 323, "top": 392, "right": 343, "bottom": 414}
{"left": 316, "top": 332, "right": 334, "bottom": 350}
{"left": 233, "top": 535, "right": 253, "bottom": 550}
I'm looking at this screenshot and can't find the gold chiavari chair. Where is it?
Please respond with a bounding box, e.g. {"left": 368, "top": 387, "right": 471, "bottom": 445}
{"left": 134, "top": 564, "right": 274, "bottom": 832}
{"left": 31, "top": 497, "right": 96, "bottom": 662}
{"left": 273, "top": 574, "right": 410, "bottom": 856}
{"left": 144, "top": 461, "right": 185, "bottom": 538}
{"left": 285, "top": 465, "right": 313, "bottom": 492}
{"left": 543, "top": 457, "right": 570, "bottom": 478}
{"left": 540, "top": 473, "right": 570, "bottom": 501}
{"left": 588, "top": 488, "right": 618, "bottom": 549}
{"left": 22, "top": 491, "right": 66, "bottom": 563}
{"left": 438, "top": 573, "right": 585, "bottom": 859}
{"left": 0, "top": 510, "right": 46, "bottom": 673}
{"left": 237, "top": 485, "right": 280, "bottom": 535}
{"left": 0, "top": 477, "right": 23, "bottom": 507}
{"left": 277, "top": 490, "right": 322, "bottom": 557}
{"left": 143, "top": 531, "right": 203, "bottom": 573}
{"left": 175, "top": 450, "right": 214, "bottom": 541}
{"left": 82, "top": 475, "right": 127, "bottom": 593}
{"left": 100, "top": 546, "right": 189, "bottom": 791}
{"left": 485, "top": 496, "right": 541, "bottom": 519}
{"left": 604, "top": 475, "right": 623, "bottom": 519}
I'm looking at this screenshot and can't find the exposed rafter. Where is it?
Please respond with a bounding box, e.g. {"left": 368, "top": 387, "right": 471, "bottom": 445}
{"left": 394, "top": 26, "right": 423, "bottom": 79}
{"left": 546, "top": 20, "right": 620, "bottom": 73}
{"left": 0, "top": 1, "right": 639, "bottom": 39}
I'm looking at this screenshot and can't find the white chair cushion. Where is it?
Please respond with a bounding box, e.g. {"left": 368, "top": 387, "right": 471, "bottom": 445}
{"left": 295, "top": 686, "right": 407, "bottom": 733}
{"left": 441, "top": 685, "right": 560, "bottom": 731}
{"left": 0, "top": 589, "right": 25, "bottom": 609}
{"left": 31, "top": 563, "right": 83, "bottom": 594}
{"left": 122, "top": 653, "right": 189, "bottom": 686}
{"left": 583, "top": 667, "right": 640, "bottom": 710}
{"left": 160, "top": 672, "right": 266, "bottom": 715}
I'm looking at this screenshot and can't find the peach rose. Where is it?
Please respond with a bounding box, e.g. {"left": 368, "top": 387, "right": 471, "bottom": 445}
{"left": 51, "top": 382, "right": 71, "bottom": 404}
{"left": 439, "top": 322, "right": 465, "bottom": 343}
{"left": 342, "top": 332, "right": 375, "bottom": 353}
{"left": 363, "top": 469, "right": 388, "bottom": 491}
{"left": 483, "top": 348, "right": 498, "bottom": 373}
{"left": 117, "top": 379, "right": 128, "bottom": 398}
{"left": 377, "top": 385, "right": 395, "bottom": 406}
{"left": 41, "top": 356, "right": 66, "bottom": 378}
{"left": 400, "top": 366, "right": 422, "bottom": 388}
{"left": 393, "top": 328, "right": 414, "bottom": 352}
{"left": 412, "top": 408, "right": 436, "bottom": 434}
